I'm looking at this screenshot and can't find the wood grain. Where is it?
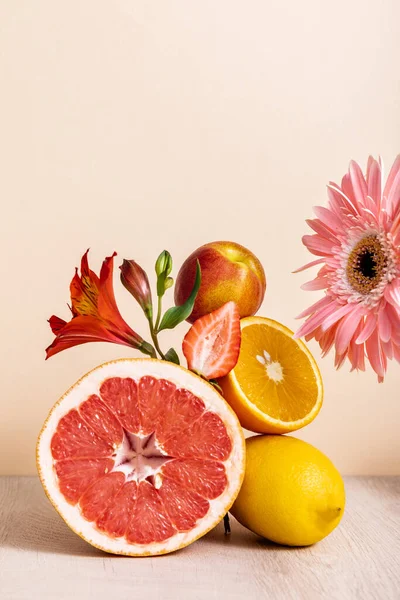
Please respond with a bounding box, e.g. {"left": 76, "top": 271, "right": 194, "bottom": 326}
{"left": 0, "top": 477, "right": 399, "bottom": 599}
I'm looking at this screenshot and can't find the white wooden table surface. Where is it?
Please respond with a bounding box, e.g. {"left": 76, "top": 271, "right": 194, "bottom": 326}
{"left": 0, "top": 477, "right": 399, "bottom": 600}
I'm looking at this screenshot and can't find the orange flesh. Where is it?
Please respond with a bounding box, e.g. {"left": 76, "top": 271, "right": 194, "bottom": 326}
{"left": 234, "top": 324, "right": 319, "bottom": 421}
{"left": 51, "top": 376, "right": 231, "bottom": 544}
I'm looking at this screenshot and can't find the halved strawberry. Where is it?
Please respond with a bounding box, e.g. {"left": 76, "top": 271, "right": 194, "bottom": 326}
{"left": 182, "top": 301, "right": 241, "bottom": 380}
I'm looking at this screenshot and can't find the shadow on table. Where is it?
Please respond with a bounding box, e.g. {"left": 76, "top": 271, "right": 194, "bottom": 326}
{"left": 3, "top": 478, "right": 103, "bottom": 557}
{"left": 204, "top": 520, "right": 293, "bottom": 552}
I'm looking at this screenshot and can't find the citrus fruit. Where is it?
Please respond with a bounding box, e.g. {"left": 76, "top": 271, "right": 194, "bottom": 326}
{"left": 230, "top": 435, "right": 345, "bottom": 546}
{"left": 182, "top": 301, "right": 241, "bottom": 379}
{"left": 219, "top": 317, "right": 323, "bottom": 433}
{"left": 37, "top": 358, "right": 245, "bottom": 556}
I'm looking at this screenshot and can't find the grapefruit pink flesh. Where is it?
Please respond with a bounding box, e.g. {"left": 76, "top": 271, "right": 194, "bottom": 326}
{"left": 49, "top": 374, "right": 234, "bottom": 546}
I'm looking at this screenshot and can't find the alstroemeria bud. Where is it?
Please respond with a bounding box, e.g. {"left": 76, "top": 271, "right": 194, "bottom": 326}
{"left": 120, "top": 259, "right": 153, "bottom": 319}
{"left": 155, "top": 251, "right": 173, "bottom": 278}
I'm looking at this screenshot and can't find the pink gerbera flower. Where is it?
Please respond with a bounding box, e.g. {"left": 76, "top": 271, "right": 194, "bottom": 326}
{"left": 295, "top": 156, "right": 400, "bottom": 382}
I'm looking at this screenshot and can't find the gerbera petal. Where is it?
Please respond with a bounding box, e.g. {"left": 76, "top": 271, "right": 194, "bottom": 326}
{"left": 320, "top": 324, "right": 338, "bottom": 357}
{"left": 327, "top": 184, "right": 357, "bottom": 218}
{"left": 335, "top": 307, "right": 365, "bottom": 355}
{"left": 349, "top": 160, "right": 368, "bottom": 210}
{"left": 320, "top": 303, "right": 354, "bottom": 332}
{"left": 306, "top": 219, "right": 338, "bottom": 242}
{"left": 386, "top": 169, "right": 400, "bottom": 217}
{"left": 349, "top": 324, "right": 366, "bottom": 371}
{"left": 334, "top": 351, "right": 347, "bottom": 370}
{"left": 393, "top": 344, "right": 400, "bottom": 364}
{"left": 381, "top": 339, "right": 393, "bottom": 360}
{"left": 355, "top": 313, "right": 377, "bottom": 345}
{"left": 383, "top": 154, "right": 400, "bottom": 200}
{"left": 295, "top": 295, "right": 333, "bottom": 319}
{"left": 366, "top": 157, "right": 382, "bottom": 205}
{"left": 365, "top": 329, "right": 385, "bottom": 379}
{"left": 312, "top": 206, "right": 342, "bottom": 232}
{"left": 378, "top": 308, "right": 392, "bottom": 343}
{"left": 384, "top": 281, "right": 400, "bottom": 307}
{"left": 301, "top": 277, "right": 329, "bottom": 291}
{"left": 294, "top": 302, "right": 340, "bottom": 339}
{"left": 302, "top": 234, "right": 335, "bottom": 256}
{"left": 293, "top": 258, "right": 326, "bottom": 273}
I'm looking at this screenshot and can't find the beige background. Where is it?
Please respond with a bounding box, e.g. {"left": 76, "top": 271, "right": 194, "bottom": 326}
{"left": 1, "top": 1, "right": 399, "bottom": 475}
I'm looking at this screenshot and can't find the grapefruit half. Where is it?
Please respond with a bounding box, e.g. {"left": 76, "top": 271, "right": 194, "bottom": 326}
{"left": 37, "top": 358, "right": 245, "bottom": 556}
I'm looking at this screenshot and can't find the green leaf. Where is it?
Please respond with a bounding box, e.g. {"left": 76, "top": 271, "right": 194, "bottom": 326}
{"left": 158, "top": 260, "right": 201, "bottom": 331}
{"left": 155, "top": 250, "right": 173, "bottom": 297}
{"left": 164, "top": 347, "right": 180, "bottom": 365}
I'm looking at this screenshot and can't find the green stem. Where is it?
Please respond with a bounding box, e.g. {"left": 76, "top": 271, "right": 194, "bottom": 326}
{"left": 155, "top": 295, "right": 162, "bottom": 332}
{"left": 149, "top": 318, "right": 166, "bottom": 360}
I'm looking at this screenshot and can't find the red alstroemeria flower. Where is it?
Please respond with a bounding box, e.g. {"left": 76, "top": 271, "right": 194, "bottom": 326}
{"left": 46, "top": 250, "right": 155, "bottom": 359}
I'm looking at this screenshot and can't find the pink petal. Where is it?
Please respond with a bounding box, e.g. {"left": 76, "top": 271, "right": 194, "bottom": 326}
{"left": 381, "top": 339, "right": 393, "bottom": 360}
{"left": 384, "top": 281, "right": 400, "bottom": 308}
{"left": 320, "top": 325, "right": 338, "bottom": 356}
{"left": 306, "top": 219, "right": 338, "bottom": 242}
{"left": 313, "top": 205, "right": 342, "bottom": 232}
{"left": 393, "top": 345, "right": 400, "bottom": 363}
{"left": 294, "top": 303, "right": 341, "bottom": 339}
{"left": 293, "top": 258, "right": 325, "bottom": 273}
{"left": 349, "top": 321, "right": 366, "bottom": 371}
{"left": 378, "top": 308, "right": 392, "bottom": 343}
{"left": 320, "top": 303, "right": 355, "bottom": 331}
{"left": 387, "top": 169, "right": 400, "bottom": 217}
{"left": 301, "top": 277, "right": 329, "bottom": 291}
{"left": 295, "top": 295, "right": 333, "bottom": 319}
{"left": 366, "top": 157, "right": 381, "bottom": 205}
{"left": 349, "top": 160, "right": 367, "bottom": 209}
{"left": 383, "top": 154, "right": 400, "bottom": 199}
{"left": 334, "top": 351, "right": 347, "bottom": 370}
{"left": 327, "top": 185, "right": 357, "bottom": 218}
{"left": 302, "top": 234, "right": 335, "bottom": 257}
{"left": 355, "top": 312, "right": 377, "bottom": 345}
{"left": 335, "top": 307, "right": 365, "bottom": 355}
{"left": 365, "top": 329, "right": 385, "bottom": 379}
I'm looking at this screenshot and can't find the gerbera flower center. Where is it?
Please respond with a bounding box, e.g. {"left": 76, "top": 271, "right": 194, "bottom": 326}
{"left": 346, "top": 235, "right": 387, "bottom": 295}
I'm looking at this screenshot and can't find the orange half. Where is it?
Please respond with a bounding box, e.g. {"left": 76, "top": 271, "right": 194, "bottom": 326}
{"left": 219, "top": 317, "right": 323, "bottom": 434}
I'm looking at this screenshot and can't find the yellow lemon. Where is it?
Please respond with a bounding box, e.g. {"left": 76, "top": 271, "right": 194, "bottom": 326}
{"left": 219, "top": 317, "right": 323, "bottom": 433}
{"left": 230, "top": 435, "right": 345, "bottom": 546}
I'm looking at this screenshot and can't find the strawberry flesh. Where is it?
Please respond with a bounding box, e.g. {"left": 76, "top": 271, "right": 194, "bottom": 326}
{"left": 182, "top": 301, "right": 241, "bottom": 379}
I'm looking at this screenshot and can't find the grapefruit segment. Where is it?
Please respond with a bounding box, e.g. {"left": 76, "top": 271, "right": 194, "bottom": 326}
{"left": 54, "top": 458, "right": 114, "bottom": 504}
{"left": 125, "top": 481, "right": 175, "bottom": 544}
{"left": 163, "top": 411, "right": 232, "bottom": 460}
{"left": 79, "top": 472, "right": 124, "bottom": 522}
{"left": 96, "top": 481, "right": 138, "bottom": 538}
{"left": 137, "top": 376, "right": 163, "bottom": 435}
{"left": 154, "top": 387, "right": 205, "bottom": 443}
{"left": 161, "top": 459, "right": 227, "bottom": 500}
{"left": 50, "top": 409, "right": 112, "bottom": 460}
{"left": 100, "top": 377, "right": 140, "bottom": 433}
{"left": 79, "top": 395, "right": 123, "bottom": 446}
{"left": 37, "top": 358, "right": 245, "bottom": 556}
{"left": 159, "top": 477, "right": 209, "bottom": 531}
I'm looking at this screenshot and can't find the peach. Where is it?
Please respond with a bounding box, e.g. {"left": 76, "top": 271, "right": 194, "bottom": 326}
{"left": 174, "top": 241, "right": 266, "bottom": 323}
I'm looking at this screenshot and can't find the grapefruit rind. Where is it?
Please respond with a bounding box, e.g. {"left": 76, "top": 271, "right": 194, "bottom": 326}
{"left": 37, "top": 358, "right": 245, "bottom": 556}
